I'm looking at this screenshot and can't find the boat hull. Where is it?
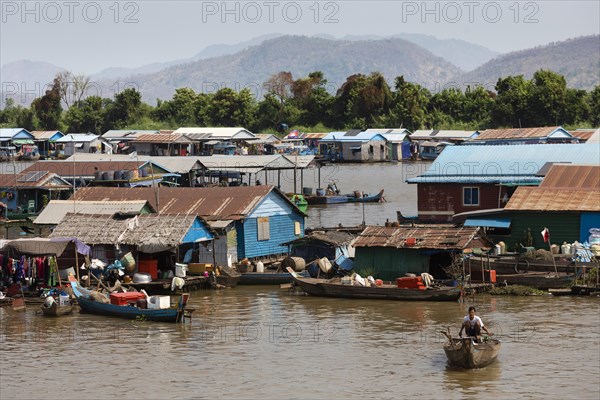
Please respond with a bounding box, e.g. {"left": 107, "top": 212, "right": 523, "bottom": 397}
{"left": 292, "top": 277, "right": 461, "bottom": 301}
{"left": 239, "top": 270, "right": 309, "bottom": 285}
{"left": 305, "top": 189, "right": 384, "bottom": 205}
{"left": 444, "top": 337, "right": 501, "bottom": 369}
{"left": 496, "top": 272, "right": 574, "bottom": 289}
{"left": 40, "top": 302, "right": 74, "bottom": 317}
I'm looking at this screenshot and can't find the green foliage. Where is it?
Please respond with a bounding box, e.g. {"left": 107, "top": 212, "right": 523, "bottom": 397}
{"left": 489, "top": 285, "right": 546, "bottom": 296}
{"left": 11, "top": 68, "right": 599, "bottom": 135}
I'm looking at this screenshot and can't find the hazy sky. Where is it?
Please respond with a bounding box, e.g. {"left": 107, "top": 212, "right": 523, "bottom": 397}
{"left": 1, "top": 0, "right": 599, "bottom": 74}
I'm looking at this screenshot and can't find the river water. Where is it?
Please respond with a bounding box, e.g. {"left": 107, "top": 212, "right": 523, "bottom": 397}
{"left": 1, "top": 163, "right": 599, "bottom": 399}
{"left": 272, "top": 162, "right": 428, "bottom": 228}
{"left": 1, "top": 288, "right": 599, "bottom": 399}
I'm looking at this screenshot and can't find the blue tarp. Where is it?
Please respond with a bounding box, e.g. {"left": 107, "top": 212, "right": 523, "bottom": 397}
{"left": 401, "top": 141, "right": 412, "bottom": 160}
{"left": 464, "top": 218, "right": 511, "bottom": 228}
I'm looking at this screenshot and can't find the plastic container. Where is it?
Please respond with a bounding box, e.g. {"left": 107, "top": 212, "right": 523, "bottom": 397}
{"left": 406, "top": 237, "right": 416, "bottom": 246}
{"left": 147, "top": 295, "right": 170, "bottom": 310}
{"left": 59, "top": 295, "right": 70, "bottom": 306}
{"left": 175, "top": 263, "right": 188, "bottom": 278}
{"left": 256, "top": 261, "right": 264, "bottom": 273}
{"left": 494, "top": 244, "right": 501, "bottom": 255}
{"left": 302, "top": 187, "right": 313, "bottom": 196}
{"left": 498, "top": 241, "right": 506, "bottom": 254}
{"left": 375, "top": 279, "right": 383, "bottom": 287}
{"left": 396, "top": 276, "right": 426, "bottom": 289}
{"left": 316, "top": 188, "right": 326, "bottom": 196}
{"left": 188, "top": 263, "right": 213, "bottom": 274}
{"left": 110, "top": 292, "right": 146, "bottom": 306}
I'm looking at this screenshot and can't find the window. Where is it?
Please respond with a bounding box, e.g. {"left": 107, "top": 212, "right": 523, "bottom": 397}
{"left": 257, "top": 217, "right": 270, "bottom": 241}
{"left": 294, "top": 221, "right": 301, "bottom": 235}
{"left": 463, "top": 187, "right": 479, "bottom": 206}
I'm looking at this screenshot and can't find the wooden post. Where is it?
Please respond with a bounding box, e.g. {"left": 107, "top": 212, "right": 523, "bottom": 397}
{"left": 75, "top": 243, "right": 80, "bottom": 283}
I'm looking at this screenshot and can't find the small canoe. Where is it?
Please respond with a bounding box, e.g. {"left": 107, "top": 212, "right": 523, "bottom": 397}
{"left": 442, "top": 332, "right": 501, "bottom": 368}
{"left": 40, "top": 301, "right": 74, "bottom": 317}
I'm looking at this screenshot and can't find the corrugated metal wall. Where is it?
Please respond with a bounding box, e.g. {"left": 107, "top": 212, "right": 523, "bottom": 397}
{"left": 489, "top": 211, "right": 581, "bottom": 251}
{"left": 354, "top": 247, "right": 429, "bottom": 281}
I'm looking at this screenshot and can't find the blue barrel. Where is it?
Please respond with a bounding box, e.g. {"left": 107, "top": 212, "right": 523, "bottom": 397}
{"left": 316, "top": 188, "right": 326, "bottom": 196}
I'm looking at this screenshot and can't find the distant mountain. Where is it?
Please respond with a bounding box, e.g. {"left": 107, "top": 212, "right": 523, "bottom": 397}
{"left": 334, "top": 33, "right": 500, "bottom": 71}
{"left": 459, "top": 35, "right": 600, "bottom": 90}
{"left": 0, "top": 60, "right": 66, "bottom": 102}
{"left": 100, "top": 35, "right": 463, "bottom": 103}
{"left": 91, "top": 33, "right": 282, "bottom": 81}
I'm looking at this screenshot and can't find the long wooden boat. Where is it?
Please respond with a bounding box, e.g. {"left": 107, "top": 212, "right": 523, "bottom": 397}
{"left": 467, "top": 254, "right": 576, "bottom": 274}
{"left": 69, "top": 277, "right": 187, "bottom": 323}
{"left": 288, "top": 269, "right": 461, "bottom": 301}
{"left": 239, "top": 270, "right": 309, "bottom": 285}
{"left": 496, "top": 272, "right": 575, "bottom": 289}
{"left": 40, "top": 300, "right": 74, "bottom": 317}
{"left": 442, "top": 333, "right": 501, "bottom": 369}
{"left": 306, "top": 189, "right": 384, "bottom": 205}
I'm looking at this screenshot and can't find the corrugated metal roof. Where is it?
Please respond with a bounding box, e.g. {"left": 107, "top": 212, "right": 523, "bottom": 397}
{"left": 282, "top": 155, "right": 316, "bottom": 168}
{"left": 409, "top": 144, "right": 600, "bottom": 180}
{"left": 475, "top": 126, "right": 569, "bottom": 140}
{"left": 31, "top": 131, "right": 64, "bottom": 140}
{"left": 23, "top": 160, "right": 144, "bottom": 177}
{"left": 365, "top": 128, "right": 411, "bottom": 135}
{"left": 0, "top": 171, "right": 71, "bottom": 188}
{"left": 64, "top": 154, "right": 151, "bottom": 162}
{"left": 0, "top": 128, "right": 30, "bottom": 139}
{"left": 252, "top": 134, "right": 280, "bottom": 142}
{"left": 353, "top": 225, "right": 489, "bottom": 250}
{"left": 410, "top": 130, "right": 478, "bottom": 140}
{"left": 320, "top": 131, "right": 387, "bottom": 142}
{"left": 380, "top": 133, "right": 409, "bottom": 142}
{"left": 198, "top": 155, "right": 296, "bottom": 171}
{"left": 56, "top": 134, "right": 98, "bottom": 142}
{"left": 72, "top": 186, "right": 286, "bottom": 220}
{"left": 569, "top": 130, "right": 597, "bottom": 141}
{"left": 407, "top": 176, "right": 544, "bottom": 184}
{"left": 505, "top": 187, "right": 600, "bottom": 211}
{"left": 132, "top": 133, "right": 192, "bottom": 143}
{"left": 102, "top": 130, "right": 158, "bottom": 139}
{"left": 302, "top": 133, "right": 328, "bottom": 139}
{"left": 540, "top": 165, "right": 600, "bottom": 189}
{"left": 33, "top": 200, "right": 151, "bottom": 225}
{"left": 173, "top": 127, "right": 254, "bottom": 139}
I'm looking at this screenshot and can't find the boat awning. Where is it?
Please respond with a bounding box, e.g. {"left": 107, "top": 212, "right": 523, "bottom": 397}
{"left": 464, "top": 218, "right": 512, "bottom": 228}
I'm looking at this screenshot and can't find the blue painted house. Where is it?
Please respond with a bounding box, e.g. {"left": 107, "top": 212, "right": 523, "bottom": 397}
{"left": 0, "top": 128, "right": 34, "bottom": 147}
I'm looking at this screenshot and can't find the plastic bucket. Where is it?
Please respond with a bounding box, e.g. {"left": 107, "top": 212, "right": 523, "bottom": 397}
{"left": 302, "top": 187, "right": 313, "bottom": 196}
{"left": 316, "top": 188, "right": 326, "bottom": 196}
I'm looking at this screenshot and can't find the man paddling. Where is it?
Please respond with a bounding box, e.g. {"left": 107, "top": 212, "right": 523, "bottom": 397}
{"left": 459, "top": 306, "right": 493, "bottom": 341}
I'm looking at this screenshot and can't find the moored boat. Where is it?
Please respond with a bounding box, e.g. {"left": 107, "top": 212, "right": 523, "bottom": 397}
{"left": 287, "top": 268, "right": 461, "bottom": 301}
{"left": 40, "top": 298, "right": 74, "bottom": 317}
{"left": 441, "top": 331, "right": 501, "bottom": 368}
{"left": 69, "top": 276, "right": 188, "bottom": 323}
{"left": 306, "top": 189, "right": 384, "bottom": 205}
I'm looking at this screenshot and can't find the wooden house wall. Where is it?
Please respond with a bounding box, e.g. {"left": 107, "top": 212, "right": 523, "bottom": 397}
{"left": 354, "top": 247, "right": 429, "bottom": 281}
{"left": 238, "top": 191, "right": 304, "bottom": 259}
{"left": 417, "top": 183, "right": 511, "bottom": 222}
{"left": 340, "top": 140, "right": 387, "bottom": 162}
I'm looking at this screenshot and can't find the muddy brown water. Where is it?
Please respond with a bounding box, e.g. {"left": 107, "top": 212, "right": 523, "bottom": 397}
{"left": 1, "top": 287, "right": 599, "bottom": 399}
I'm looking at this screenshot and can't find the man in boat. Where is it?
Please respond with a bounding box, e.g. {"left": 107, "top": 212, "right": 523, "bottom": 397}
{"left": 459, "top": 306, "right": 493, "bottom": 341}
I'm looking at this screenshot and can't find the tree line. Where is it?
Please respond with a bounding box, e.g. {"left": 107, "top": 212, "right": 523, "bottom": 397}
{"left": 1, "top": 69, "right": 599, "bottom": 134}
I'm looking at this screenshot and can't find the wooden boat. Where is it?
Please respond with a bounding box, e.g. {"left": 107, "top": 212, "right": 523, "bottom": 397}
{"left": 288, "top": 269, "right": 461, "bottom": 301}
{"left": 239, "top": 269, "right": 309, "bottom": 285}
{"left": 496, "top": 271, "right": 575, "bottom": 289}
{"left": 288, "top": 194, "right": 308, "bottom": 213}
{"left": 306, "top": 189, "right": 384, "bottom": 205}
{"left": 442, "top": 331, "right": 501, "bottom": 368}
{"left": 214, "top": 265, "right": 241, "bottom": 288}
{"left": 69, "top": 276, "right": 188, "bottom": 323}
{"left": 40, "top": 299, "right": 74, "bottom": 317}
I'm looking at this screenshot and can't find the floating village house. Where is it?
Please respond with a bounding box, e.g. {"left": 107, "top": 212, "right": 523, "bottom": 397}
{"left": 453, "top": 164, "right": 600, "bottom": 250}
{"left": 406, "top": 144, "right": 600, "bottom": 223}
{"left": 30, "top": 130, "right": 64, "bottom": 158}
{"left": 0, "top": 170, "right": 72, "bottom": 216}
{"left": 172, "top": 127, "right": 256, "bottom": 155}
{"left": 410, "top": 130, "right": 479, "bottom": 160}
{"left": 569, "top": 128, "right": 600, "bottom": 143}
{"left": 283, "top": 230, "right": 357, "bottom": 273}
{"left": 352, "top": 225, "right": 493, "bottom": 281}
{"left": 0, "top": 128, "right": 34, "bottom": 160}
{"left": 101, "top": 130, "right": 160, "bottom": 153}
{"left": 72, "top": 185, "right": 306, "bottom": 265}
{"left": 319, "top": 130, "right": 388, "bottom": 162}
{"left": 469, "top": 126, "right": 577, "bottom": 145}
{"left": 55, "top": 133, "right": 111, "bottom": 156}
{"left": 130, "top": 132, "right": 195, "bottom": 156}
{"left": 49, "top": 213, "right": 214, "bottom": 277}
{"left": 364, "top": 128, "right": 412, "bottom": 161}
{"left": 22, "top": 160, "right": 176, "bottom": 188}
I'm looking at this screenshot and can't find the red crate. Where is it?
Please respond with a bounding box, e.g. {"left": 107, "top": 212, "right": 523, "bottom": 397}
{"left": 138, "top": 259, "right": 158, "bottom": 280}
{"left": 396, "top": 276, "right": 426, "bottom": 289}
{"left": 110, "top": 292, "right": 147, "bottom": 306}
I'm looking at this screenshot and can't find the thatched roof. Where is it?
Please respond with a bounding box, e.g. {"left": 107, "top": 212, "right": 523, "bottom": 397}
{"left": 49, "top": 213, "right": 199, "bottom": 248}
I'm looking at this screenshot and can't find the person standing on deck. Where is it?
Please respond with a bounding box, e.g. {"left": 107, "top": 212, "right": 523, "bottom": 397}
{"left": 459, "top": 306, "right": 493, "bottom": 339}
